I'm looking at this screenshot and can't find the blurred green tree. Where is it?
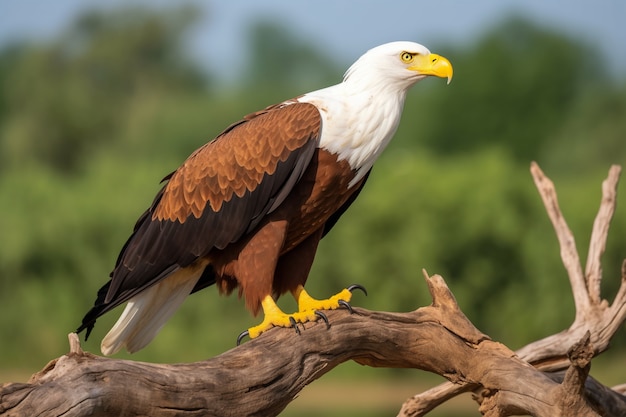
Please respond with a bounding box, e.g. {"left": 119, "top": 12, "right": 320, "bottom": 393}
{"left": 541, "top": 85, "right": 626, "bottom": 175}
{"left": 240, "top": 20, "right": 341, "bottom": 101}
{"left": 0, "top": 5, "right": 207, "bottom": 174}
{"left": 401, "top": 17, "right": 609, "bottom": 162}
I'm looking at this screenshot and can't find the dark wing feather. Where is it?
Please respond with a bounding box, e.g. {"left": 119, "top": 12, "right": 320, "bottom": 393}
{"left": 77, "top": 102, "right": 321, "bottom": 336}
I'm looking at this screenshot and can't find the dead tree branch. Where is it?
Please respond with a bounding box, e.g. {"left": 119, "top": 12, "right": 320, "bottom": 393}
{"left": 2, "top": 272, "right": 623, "bottom": 417}
{"left": 399, "top": 163, "right": 625, "bottom": 416}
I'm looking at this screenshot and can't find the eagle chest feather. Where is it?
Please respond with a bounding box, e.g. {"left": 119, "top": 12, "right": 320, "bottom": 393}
{"left": 278, "top": 149, "right": 360, "bottom": 253}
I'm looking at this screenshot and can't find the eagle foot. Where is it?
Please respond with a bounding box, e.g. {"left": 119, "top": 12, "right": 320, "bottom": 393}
{"left": 236, "top": 285, "right": 367, "bottom": 345}
{"left": 237, "top": 307, "right": 319, "bottom": 345}
{"left": 296, "top": 284, "right": 367, "bottom": 315}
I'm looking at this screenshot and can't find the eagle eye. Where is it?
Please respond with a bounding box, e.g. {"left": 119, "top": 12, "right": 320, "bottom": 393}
{"left": 400, "top": 52, "right": 415, "bottom": 63}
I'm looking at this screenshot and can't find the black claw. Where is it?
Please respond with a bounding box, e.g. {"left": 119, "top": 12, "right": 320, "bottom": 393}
{"left": 338, "top": 299, "right": 354, "bottom": 314}
{"left": 315, "top": 310, "right": 330, "bottom": 329}
{"left": 289, "top": 316, "right": 301, "bottom": 335}
{"left": 347, "top": 284, "right": 368, "bottom": 296}
{"left": 236, "top": 330, "right": 249, "bottom": 346}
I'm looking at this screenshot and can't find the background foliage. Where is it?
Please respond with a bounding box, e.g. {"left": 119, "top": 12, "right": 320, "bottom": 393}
{"left": 0, "top": 6, "right": 625, "bottom": 416}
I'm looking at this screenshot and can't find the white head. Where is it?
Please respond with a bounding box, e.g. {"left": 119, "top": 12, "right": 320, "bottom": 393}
{"left": 343, "top": 41, "right": 453, "bottom": 92}
{"left": 300, "top": 41, "right": 453, "bottom": 187}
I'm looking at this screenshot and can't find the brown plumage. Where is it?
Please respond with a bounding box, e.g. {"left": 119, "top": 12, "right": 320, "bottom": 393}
{"left": 209, "top": 148, "right": 365, "bottom": 314}
{"left": 77, "top": 103, "right": 365, "bottom": 354}
{"left": 77, "top": 41, "right": 453, "bottom": 355}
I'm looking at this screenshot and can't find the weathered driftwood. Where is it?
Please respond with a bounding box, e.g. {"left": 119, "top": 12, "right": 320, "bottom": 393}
{"left": 1, "top": 163, "right": 624, "bottom": 417}
{"left": 0, "top": 273, "right": 621, "bottom": 417}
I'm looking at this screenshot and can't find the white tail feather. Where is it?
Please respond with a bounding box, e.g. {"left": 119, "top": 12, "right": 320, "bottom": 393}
{"left": 101, "top": 267, "right": 202, "bottom": 355}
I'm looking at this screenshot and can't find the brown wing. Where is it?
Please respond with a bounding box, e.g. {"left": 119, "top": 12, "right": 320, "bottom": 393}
{"left": 77, "top": 102, "right": 321, "bottom": 337}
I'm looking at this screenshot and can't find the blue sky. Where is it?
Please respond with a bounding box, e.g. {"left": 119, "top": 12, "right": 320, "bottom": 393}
{"left": 1, "top": 0, "right": 625, "bottom": 79}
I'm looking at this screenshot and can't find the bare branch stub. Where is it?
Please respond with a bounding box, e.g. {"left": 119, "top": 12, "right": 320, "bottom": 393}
{"left": 585, "top": 165, "right": 622, "bottom": 303}
{"left": 68, "top": 332, "right": 83, "bottom": 355}
{"left": 530, "top": 161, "right": 588, "bottom": 314}
{"left": 558, "top": 332, "right": 595, "bottom": 410}
{"left": 420, "top": 269, "right": 489, "bottom": 346}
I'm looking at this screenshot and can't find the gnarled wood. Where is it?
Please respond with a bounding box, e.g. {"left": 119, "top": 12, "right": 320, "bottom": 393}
{"left": 1, "top": 273, "right": 623, "bottom": 417}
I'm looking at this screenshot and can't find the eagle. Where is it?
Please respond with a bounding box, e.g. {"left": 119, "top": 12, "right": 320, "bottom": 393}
{"left": 77, "top": 41, "right": 453, "bottom": 355}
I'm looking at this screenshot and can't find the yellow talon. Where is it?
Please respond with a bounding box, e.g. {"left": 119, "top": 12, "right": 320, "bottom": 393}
{"left": 240, "top": 285, "right": 364, "bottom": 344}
{"left": 246, "top": 295, "right": 318, "bottom": 339}
{"left": 293, "top": 286, "right": 353, "bottom": 312}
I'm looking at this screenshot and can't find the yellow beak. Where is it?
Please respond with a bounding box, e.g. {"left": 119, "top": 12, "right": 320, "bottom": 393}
{"left": 409, "top": 53, "right": 453, "bottom": 84}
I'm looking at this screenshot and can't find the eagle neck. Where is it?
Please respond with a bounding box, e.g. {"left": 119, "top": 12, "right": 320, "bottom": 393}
{"left": 299, "top": 80, "right": 409, "bottom": 187}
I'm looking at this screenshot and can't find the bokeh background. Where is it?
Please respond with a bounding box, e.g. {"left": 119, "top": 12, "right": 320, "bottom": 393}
{"left": 1, "top": 1, "right": 625, "bottom": 416}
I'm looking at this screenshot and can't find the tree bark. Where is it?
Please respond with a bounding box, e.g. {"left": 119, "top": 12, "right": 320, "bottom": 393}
{"left": 1, "top": 163, "right": 624, "bottom": 417}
